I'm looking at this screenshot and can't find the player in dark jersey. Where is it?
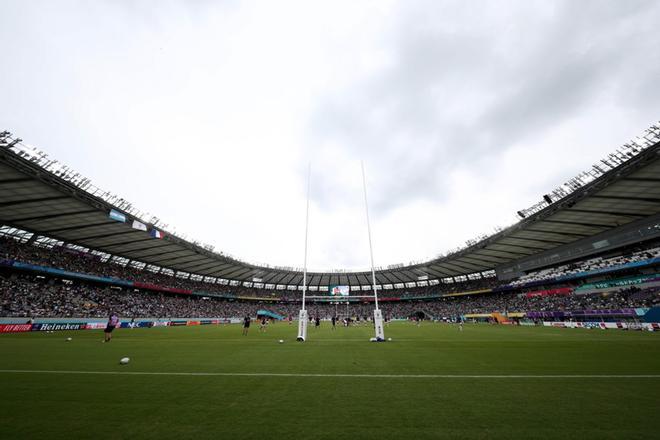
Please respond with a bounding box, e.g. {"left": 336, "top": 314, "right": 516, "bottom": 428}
{"left": 104, "top": 313, "right": 119, "bottom": 342}
{"left": 331, "top": 315, "right": 337, "bottom": 330}
{"left": 315, "top": 316, "right": 320, "bottom": 329}
{"left": 242, "top": 316, "right": 251, "bottom": 336}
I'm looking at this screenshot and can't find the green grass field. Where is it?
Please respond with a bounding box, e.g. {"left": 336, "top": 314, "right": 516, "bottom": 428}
{"left": 1, "top": 322, "right": 659, "bottom": 439}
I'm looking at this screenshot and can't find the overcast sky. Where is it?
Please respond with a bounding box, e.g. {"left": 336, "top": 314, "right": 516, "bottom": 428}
{"left": 1, "top": 0, "right": 659, "bottom": 271}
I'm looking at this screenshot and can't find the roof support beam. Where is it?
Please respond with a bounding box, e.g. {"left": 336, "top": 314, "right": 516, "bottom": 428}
{"left": 505, "top": 236, "right": 570, "bottom": 246}
{"left": 219, "top": 267, "right": 253, "bottom": 280}
{"left": 278, "top": 273, "right": 299, "bottom": 286}
{"left": 100, "top": 238, "right": 161, "bottom": 250}
{"left": 198, "top": 263, "right": 240, "bottom": 275}
{"left": 566, "top": 208, "right": 647, "bottom": 218}
{"left": 439, "top": 260, "right": 485, "bottom": 273}
{"left": 386, "top": 270, "right": 410, "bottom": 284}
{"left": 121, "top": 246, "right": 186, "bottom": 259}
{"left": 259, "top": 272, "right": 285, "bottom": 284}
{"left": 524, "top": 228, "right": 589, "bottom": 238}
{"left": 490, "top": 242, "right": 549, "bottom": 252}
{"left": 0, "top": 177, "right": 35, "bottom": 184}
{"left": 74, "top": 230, "right": 143, "bottom": 241}
{"left": 43, "top": 221, "right": 112, "bottom": 233}
{"left": 477, "top": 248, "right": 529, "bottom": 258}
{"left": 623, "top": 177, "right": 660, "bottom": 182}
{"left": 406, "top": 266, "right": 445, "bottom": 278}
{"left": 456, "top": 255, "right": 500, "bottom": 266}
{"left": 163, "top": 256, "right": 212, "bottom": 268}
{"left": 467, "top": 252, "right": 509, "bottom": 262}
{"left": 449, "top": 259, "right": 490, "bottom": 270}
{"left": 210, "top": 266, "right": 247, "bottom": 279}
{"left": 541, "top": 219, "right": 612, "bottom": 228}
{"left": 0, "top": 196, "right": 70, "bottom": 208}
{"left": 356, "top": 274, "right": 371, "bottom": 286}
{"left": 146, "top": 253, "right": 201, "bottom": 265}
{"left": 428, "top": 264, "right": 460, "bottom": 276}
{"left": 590, "top": 194, "right": 660, "bottom": 204}
{"left": 176, "top": 260, "right": 230, "bottom": 272}
{"left": 4, "top": 209, "right": 98, "bottom": 223}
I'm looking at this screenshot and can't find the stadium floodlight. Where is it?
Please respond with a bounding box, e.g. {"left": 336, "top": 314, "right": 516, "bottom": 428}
{"left": 297, "top": 164, "right": 311, "bottom": 342}
{"left": 361, "top": 162, "right": 385, "bottom": 342}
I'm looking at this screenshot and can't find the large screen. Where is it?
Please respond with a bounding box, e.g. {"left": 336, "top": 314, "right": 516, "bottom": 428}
{"left": 328, "top": 285, "right": 350, "bottom": 296}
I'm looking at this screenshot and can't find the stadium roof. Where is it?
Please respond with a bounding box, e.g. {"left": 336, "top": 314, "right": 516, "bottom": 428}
{"left": 1, "top": 126, "right": 659, "bottom": 289}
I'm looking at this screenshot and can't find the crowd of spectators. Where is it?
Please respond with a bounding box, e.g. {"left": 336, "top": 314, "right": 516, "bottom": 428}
{"left": 2, "top": 272, "right": 658, "bottom": 320}
{"left": 0, "top": 275, "right": 258, "bottom": 319}
{"left": 2, "top": 235, "right": 659, "bottom": 320}
{"left": 0, "top": 236, "right": 498, "bottom": 298}
{"left": 512, "top": 243, "right": 660, "bottom": 286}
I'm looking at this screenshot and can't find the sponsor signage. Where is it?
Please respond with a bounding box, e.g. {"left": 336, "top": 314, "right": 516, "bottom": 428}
{"left": 85, "top": 322, "right": 107, "bottom": 329}
{"left": 527, "top": 309, "right": 636, "bottom": 319}
{"left": 541, "top": 321, "right": 660, "bottom": 331}
{"left": 169, "top": 320, "right": 188, "bottom": 326}
{"left": 526, "top": 287, "right": 572, "bottom": 298}
{"left": 11, "top": 261, "right": 133, "bottom": 287}
{"left": 133, "top": 282, "right": 192, "bottom": 295}
{"left": 0, "top": 324, "right": 32, "bottom": 333}
{"left": 119, "top": 321, "right": 153, "bottom": 328}
{"left": 151, "top": 321, "right": 170, "bottom": 327}
{"left": 577, "top": 274, "right": 660, "bottom": 291}
{"left": 31, "top": 323, "right": 86, "bottom": 331}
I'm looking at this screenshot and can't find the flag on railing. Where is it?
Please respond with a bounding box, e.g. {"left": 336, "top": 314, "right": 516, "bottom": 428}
{"left": 150, "top": 229, "right": 164, "bottom": 239}
{"left": 108, "top": 209, "right": 126, "bottom": 223}
{"left": 131, "top": 220, "right": 147, "bottom": 231}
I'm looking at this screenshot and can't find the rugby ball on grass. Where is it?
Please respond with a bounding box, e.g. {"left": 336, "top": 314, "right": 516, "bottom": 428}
{"left": 119, "top": 357, "right": 130, "bottom": 365}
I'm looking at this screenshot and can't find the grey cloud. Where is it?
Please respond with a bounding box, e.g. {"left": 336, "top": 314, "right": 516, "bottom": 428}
{"left": 305, "top": 0, "right": 660, "bottom": 216}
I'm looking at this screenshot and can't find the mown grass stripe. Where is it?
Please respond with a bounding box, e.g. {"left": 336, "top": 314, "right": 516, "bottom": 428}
{"left": 1, "top": 369, "right": 659, "bottom": 378}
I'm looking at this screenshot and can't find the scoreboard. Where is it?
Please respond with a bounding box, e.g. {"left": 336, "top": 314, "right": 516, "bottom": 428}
{"left": 328, "top": 285, "right": 350, "bottom": 296}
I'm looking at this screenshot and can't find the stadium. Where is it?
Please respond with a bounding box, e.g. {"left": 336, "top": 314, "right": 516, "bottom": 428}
{"left": 2, "top": 2, "right": 660, "bottom": 440}
{"left": 2, "top": 124, "right": 660, "bottom": 437}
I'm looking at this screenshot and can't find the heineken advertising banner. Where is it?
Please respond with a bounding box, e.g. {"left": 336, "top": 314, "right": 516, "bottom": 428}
{"left": 31, "top": 323, "right": 86, "bottom": 331}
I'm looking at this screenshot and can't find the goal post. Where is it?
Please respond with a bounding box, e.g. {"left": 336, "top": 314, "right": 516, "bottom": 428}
{"left": 297, "top": 164, "right": 311, "bottom": 342}
{"left": 297, "top": 309, "right": 308, "bottom": 341}
{"left": 361, "top": 162, "right": 385, "bottom": 342}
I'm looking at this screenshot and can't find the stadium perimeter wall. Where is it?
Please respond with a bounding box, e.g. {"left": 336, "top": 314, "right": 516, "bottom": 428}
{"left": 543, "top": 321, "right": 660, "bottom": 331}
{"left": 2, "top": 316, "right": 660, "bottom": 332}
{"left": 0, "top": 318, "right": 241, "bottom": 333}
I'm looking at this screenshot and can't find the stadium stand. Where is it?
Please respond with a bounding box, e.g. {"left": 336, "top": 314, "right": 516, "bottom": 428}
{"left": 1, "top": 124, "right": 660, "bottom": 328}
{"left": 2, "top": 234, "right": 659, "bottom": 322}
{"left": 511, "top": 245, "right": 660, "bottom": 286}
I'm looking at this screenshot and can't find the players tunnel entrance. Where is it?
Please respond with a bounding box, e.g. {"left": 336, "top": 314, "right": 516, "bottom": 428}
{"left": 412, "top": 311, "right": 426, "bottom": 320}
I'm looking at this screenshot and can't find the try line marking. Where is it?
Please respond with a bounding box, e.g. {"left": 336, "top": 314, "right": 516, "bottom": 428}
{"left": 0, "top": 370, "right": 659, "bottom": 378}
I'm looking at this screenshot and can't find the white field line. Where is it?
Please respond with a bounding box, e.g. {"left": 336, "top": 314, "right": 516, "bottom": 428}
{"left": 0, "top": 370, "right": 659, "bottom": 378}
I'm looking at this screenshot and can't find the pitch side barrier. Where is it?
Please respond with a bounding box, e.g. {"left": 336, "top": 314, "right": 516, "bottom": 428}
{"left": 0, "top": 318, "right": 237, "bottom": 333}
{"left": 2, "top": 256, "right": 660, "bottom": 303}
{"left": 542, "top": 321, "right": 660, "bottom": 331}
